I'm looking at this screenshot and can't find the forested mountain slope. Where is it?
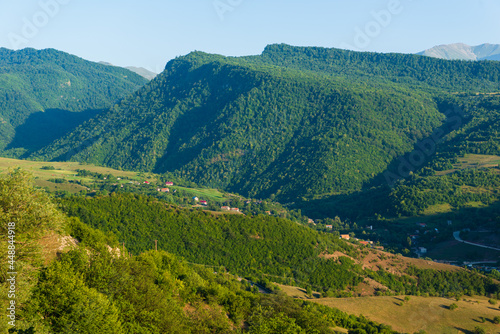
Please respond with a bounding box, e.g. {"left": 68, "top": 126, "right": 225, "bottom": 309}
{"left": 1, "top": 169, "right": 406, "bottom": 334}
{"left": 302, "top": 94, "right": 500, "bottom": 219}
{"left": 0, "top": 48, "right": 148, "bottom": 156}
{"left": 59, "top": 192, "right": 499, "bottom": 299}
{"left": 32, "top": 45, "right": 499, "bottom": 201}
{"left": 250, "top": 44, "right": 500, "bottom": 92}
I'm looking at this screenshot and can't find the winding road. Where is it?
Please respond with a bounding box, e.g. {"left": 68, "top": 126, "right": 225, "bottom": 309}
{"left": 453, "top": 231, "right": 500, "bottom": 252}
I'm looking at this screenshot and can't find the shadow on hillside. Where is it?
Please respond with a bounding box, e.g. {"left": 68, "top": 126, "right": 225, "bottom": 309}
{"left": 6, "top": 108, "right": 104, "bottom": 158}
{"left": 365, "top": 100, "right": 473, "bottom": 190}
{"left": 453, "top": 327, "right": 473, "bottom": 334}
{"left": 153, "top": 62, "right": 257, "bottom": 174}
{"left": 295, "top": 100, "right": 477, "bottom": 220}
{"left": 297, "top": 169, "right": 500, "bottom": 231}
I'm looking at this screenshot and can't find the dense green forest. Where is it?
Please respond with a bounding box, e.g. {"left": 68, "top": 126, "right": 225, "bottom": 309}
{"left": 59, "top": 192, "right": 362, "bottom": 292}
{"left": 299, "top": 94, "right": 500, "bottom": 219}
{"left": 32, "top": 45, "right": 463, "bottom": 202}
{"left": 0, "top": 47, "right": 148, "bottom": 156}
{"left": 1, "top": 169, "right": 406, "bottom": 334}
{"left": 29, "top": 45, "right": 500, "bottom": 205}
{"left": 4, "top": 45, "right": 500, "bottom": 266}
{"left": 249, "top": 44, "right": 500, "bottom": 92}
{"left": 58, "top": 192, "right": 499, "bottom": 298}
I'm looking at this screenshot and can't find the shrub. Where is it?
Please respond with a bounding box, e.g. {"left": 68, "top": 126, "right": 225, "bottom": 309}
{"left": 473, "top": 326, "right": 485, "bottom": 334}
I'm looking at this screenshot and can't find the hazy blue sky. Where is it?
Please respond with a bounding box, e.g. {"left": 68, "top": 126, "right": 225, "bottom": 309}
{"left": 1, "top": 0, "right": 499, "bottom": 72}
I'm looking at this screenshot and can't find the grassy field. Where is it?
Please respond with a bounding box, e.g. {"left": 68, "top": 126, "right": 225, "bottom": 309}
{"left": 0, "top": 157, "right": 143, "bottom": 179}
{"left": 276, "top": 283, "right": 500, "bottom": 333}
{"left": 312, "top": 295, "right": 500, "bottom": 334}
{"left": 170, "top": 185, "right": 227, "bottom": 202}
{"left": 0, "top": 157, "right": 229, "bottom": 202}
{"left": 436, "top": 154, "right": 500, "bottom": 176}
{"left": 422, "top": 203, "right": 453, "bottom": 215}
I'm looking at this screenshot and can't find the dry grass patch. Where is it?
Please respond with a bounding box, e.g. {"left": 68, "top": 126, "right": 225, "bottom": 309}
{"left": 314, "top": 295, "right": 500, "bottom": 334}
{"left": 38, "top": 233, "right": 78, "bottom": 264}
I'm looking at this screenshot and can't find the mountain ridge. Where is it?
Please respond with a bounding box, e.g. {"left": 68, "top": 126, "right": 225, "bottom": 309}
{"left": 98, "top": 61, "right": 158, "bottom": 80}
{"left": 0, "top": 47, "right": 148, "bottom": 156}
{"left": 32, "top": 45, "right": 454, "bottom": 201}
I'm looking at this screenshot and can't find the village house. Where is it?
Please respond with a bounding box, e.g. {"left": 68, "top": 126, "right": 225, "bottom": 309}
{"left": 165, "top": 182, "right": 174, "bottom": 186}
{"left": 221, "top": 206, "right": 230, "bottom": 211}
{"left": 230, "top": 208, "right": 240, "bottom": 212}
{"left": 340, "top": 234, "right": 350, "bottom": 240}
{"left": 157, "top": 188, "right": 169, "bottom": 193}
{"left": 200, "top": 200, "right": 208, "bottom": 206}
{"left": 193, "top": 197, "right": 199, "bottom": 202}
{"left": 325, "top": 225, "right": 333, "bottom": 229}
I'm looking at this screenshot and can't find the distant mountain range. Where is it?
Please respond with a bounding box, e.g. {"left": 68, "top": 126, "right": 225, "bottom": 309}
{"left": 417, "top": 43, "right": 500, "bottom": 61}
{"left": 99, "top": 62, "right": 157, "bottom": 80}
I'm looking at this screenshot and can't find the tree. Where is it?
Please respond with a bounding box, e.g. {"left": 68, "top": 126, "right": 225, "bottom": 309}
{"left": 248, "top": 306, "right": 305, "bottom": 333}
{"left": 30, "top": 261, "right": 123, "bottom": 333}
{"left": 0, "top": 168, "right": 64, "bottom": 237}
{"left": 348, "top": 329, "right": 368, "bottom": 334}
{"left": 306, "top": 286, "right": 313, "bottom": 298}
{"left": 449, "top": 303, "right": 458, "bottom": 310}
{"left": 473, "top": 327, "right": 485, "bottom": 334}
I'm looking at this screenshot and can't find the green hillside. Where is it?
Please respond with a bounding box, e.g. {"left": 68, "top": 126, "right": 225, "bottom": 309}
{"left": 10, "top": 45, "right": 500, "bottom": 262}
{"left": 58, "top": 192, "right": 499, "bottom": 299}
{"left": 294, "top": 94, "right": 500, "bottom": 259}
{"left": 301, "top": 94, "right": 500, "bottom": 219}
{"left": 32, "top": 45, "right": 482, "bottom": 202}
{"left": 0, "top": 168, "right": 407, "bottom": 334}
{"left": 0, "top": 47, "right": 148, "bottom": 156}
{"left": 251, "top": 44, "right": 500, "bottom": 92}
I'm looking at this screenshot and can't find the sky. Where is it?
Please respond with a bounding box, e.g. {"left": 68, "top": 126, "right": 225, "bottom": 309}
{"left": 1, "top": 0, "right": 499, "bottom": 73}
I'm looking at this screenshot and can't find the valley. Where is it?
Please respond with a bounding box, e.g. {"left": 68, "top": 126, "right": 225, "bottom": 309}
{"left": 1, "top": 43, "right": 500, "bottom": 333}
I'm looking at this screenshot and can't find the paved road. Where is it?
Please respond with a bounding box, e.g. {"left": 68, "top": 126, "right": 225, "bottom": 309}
{"left": 453, "top": 231, "right": 500, "bottom": 252}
